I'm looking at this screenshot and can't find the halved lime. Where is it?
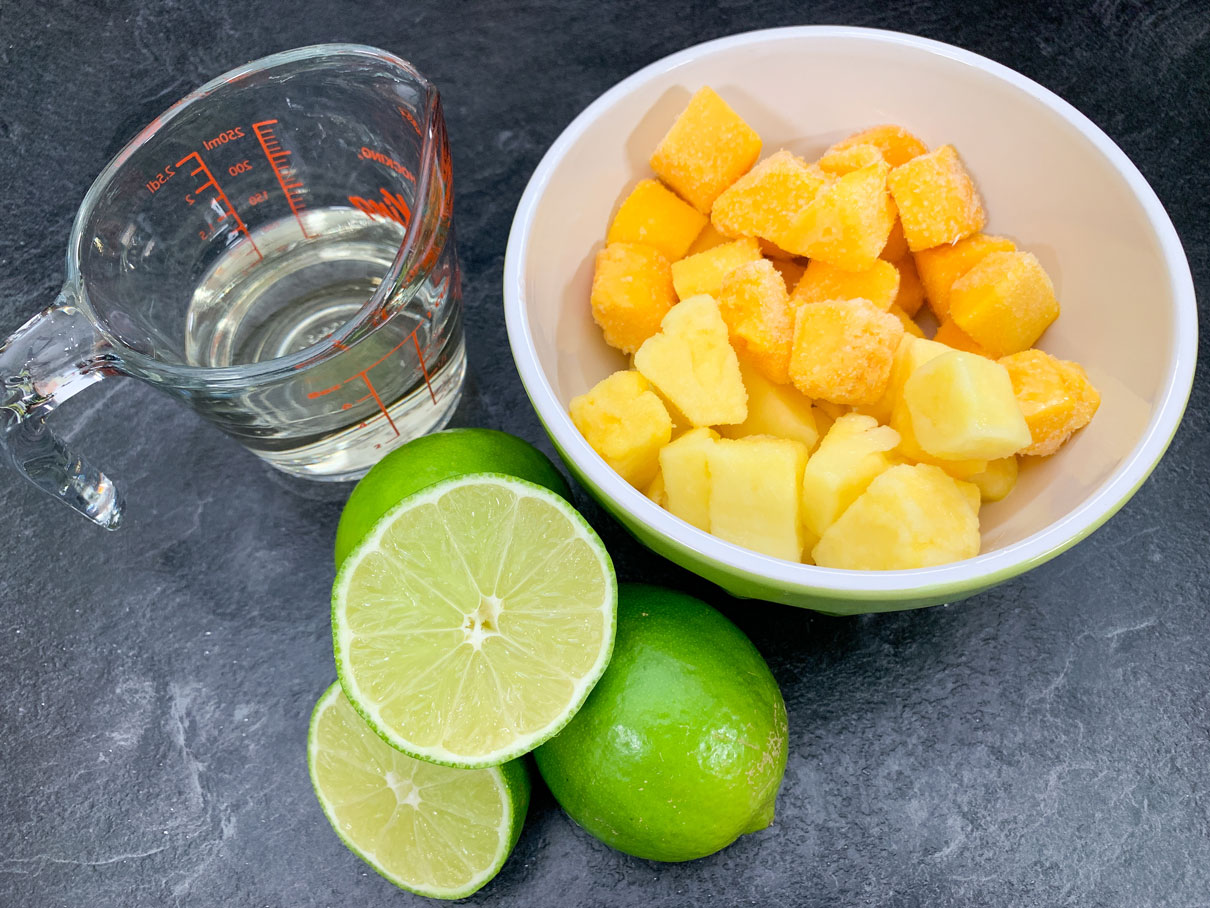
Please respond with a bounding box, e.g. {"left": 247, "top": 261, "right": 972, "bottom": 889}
{"left": 308, "top": 682, "right": 530, "bottom": 899}
{"left": 332, "top": 473, "right": 617, "bottom": 768}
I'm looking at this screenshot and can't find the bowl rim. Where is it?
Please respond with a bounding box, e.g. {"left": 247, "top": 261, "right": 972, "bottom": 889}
{"left": 503, "top": 25, "right": 1199, "bottom": 597}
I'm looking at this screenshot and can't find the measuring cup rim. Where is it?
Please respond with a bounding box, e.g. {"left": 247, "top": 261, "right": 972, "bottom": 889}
{"left": 65, "top": 43, "right": 445, "bottom": 385}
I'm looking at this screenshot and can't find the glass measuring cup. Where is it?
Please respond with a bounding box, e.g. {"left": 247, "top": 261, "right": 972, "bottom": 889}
{"left": 0, "top": 45, "right": 465, "bottom": 529}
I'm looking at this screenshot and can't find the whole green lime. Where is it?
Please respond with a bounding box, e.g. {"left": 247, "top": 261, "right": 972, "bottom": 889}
{"left": 334, "top": 428, "right": 570, "bottom": 567}
{"left": 533, "top": 584, "right": 788, "bottom": 862}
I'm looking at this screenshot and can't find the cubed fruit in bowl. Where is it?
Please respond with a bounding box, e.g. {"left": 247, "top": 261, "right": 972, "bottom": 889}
{"left": 710, "top": 150, "right": 828, "bottom": 249}
{"left": 888, "top": 398, "right": 988, "bottom": 480}
{"left": 812, "top": 464, "right": 981, "bottom": 570}
{"left": 827, "top": 124, "right": 929, "bottom": 168}
{"left": 658, "top": 427, "right": 720, "bottom": 531}
{"left": 791, "top": 257, "right": 901, "bottom": 311}
{"left": 590, "top": 243, "right": 677, "bottom": 354}
{"left": 818, "top": 142, "right": 885, "bottom": 175}
{"left": 949, "top": 251, "right": 1060, "bottom": 358}
{"left": 650, "top": 86, "right": 762, "bottom": 213}
{"left": 914, "top": 233, "right": 1016, "bottom": 319}
{"left": 887, "top": 144, "right": 985, "bottom": 252}
{"left": 968, "top": 456, "right": 1019, "bottom": 502}
{"left": 781, "top": 161, "right": 896, "bottom": 270}
{"left": 856, "top": 335, "right": 950, "bottom": 424}
{"left": 800, "top": 413, "right": 899, "bottom": 539}
{"left": 569, "top": 371, "right": 672, "bottom": 488}
{"left": 789, "top": 298, "right": 904, "bottom": 405}
{"left": 706, "top": 435, "right": 809, "bottom": 562}
{"left": 999, "top": 349, "right": 1100, "bottom": 456}
{"left": 720, "top": 358, "right": 819, "bottom": 450}
{"left": 716, "top": 259, "right": 794, "bottom": 385}
{"left": 634, "top": 294, "right": 748, "bottom": 427}
{"left": 902, "top": 350, "right": 1032, "bottom": 461}
{"left": 606, "top": 179, "right": 708, "bottom": 260}
{"left": 670, "top": 237, "right": 763, "bottom": 300}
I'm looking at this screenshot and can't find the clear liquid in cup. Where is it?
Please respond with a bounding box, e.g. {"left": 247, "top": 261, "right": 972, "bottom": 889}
{"left": 184, "top": 207, "right": 464, "bottom": 479}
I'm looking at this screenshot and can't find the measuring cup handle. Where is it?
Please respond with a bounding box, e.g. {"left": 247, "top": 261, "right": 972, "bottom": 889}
{"left": 0, "top": 286, "right": 124, "bottom": 529}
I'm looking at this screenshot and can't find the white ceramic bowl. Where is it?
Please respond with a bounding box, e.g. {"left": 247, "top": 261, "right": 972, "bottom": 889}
{"left": 503, "top": 26, "right": 1197, "bottom": 614}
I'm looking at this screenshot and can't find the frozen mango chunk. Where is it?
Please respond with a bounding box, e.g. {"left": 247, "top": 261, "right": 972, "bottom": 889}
{"left": 634, "top": 294, "right": 748, "bottom": 426}
{"left": 716, "top": 259, "right": 794, "bottom": 385}
{"left": 720, "top": 357, "right": 819, "bottom": 450}
{"left": 789, "top": 298, "right": 903, "bottom": 406}
{"left": 828, "top": 124, "right": 929, "bottom": 169}
{"left": 782, "top": 161, "right": 896, "bottom": 270}
{"left": 570, "top": 371, "right": 672, "bottom": 488}
{"left": 950, "top": 251, "right": 1060, "bottom": 358}
{"left": 686, "top": 222, "right": 730, "bottom": 255}
{"left": 671, "top": 237, "right": 763, "bottom": 300}
{"left": 607, "top": 179, "right": 709, "bottom": 260}
{"left": 818, "top": 142, "right": 884, "bottom": 175}
{"left": 889, "top": 254, "right": 925, "bottom": 317}
{"left": 658, "top": 427, "right": 719, "bottom": 531}
{"left": 812, "top": 464, "right": 981, "bottom": 570}
{"left": 888, "top": 398, "right": 987, "bottom": 480}
{"left": 791, "top": 257, "right": 901, "bottom": 311}
{"left": 968, "top": 456, "right": 1018, "bottom": 502}
{"left": 887, "top": 145, "right": 985, "bottom": 252}
{"left": 710, "top": 150, "right": 828, "bottom": 248}
{"left": 999, "top": 349, "right": 1100, "bottom": 456}
{"left": 707, "top": 436, "right": 809, "bottom": 562}
{"left": 903, "top": 350, "right": 1031, "bottom": 460}
{"left": 934, "top": 317, "right": 990, "bottom": 356}
{"left": 590, "top": 243, "right": 677, "bottom": 354}
{"left": 914, "top": 233, "right": 1016, "bottom": 319}
{"left": 857, "top": 335, "right": 950, "bottom": 424}
{"left": 800, "top": 413, "right": 899, "bottom": 538}
{"left": 650, "top": 87, "right": 762, "bottom": 213}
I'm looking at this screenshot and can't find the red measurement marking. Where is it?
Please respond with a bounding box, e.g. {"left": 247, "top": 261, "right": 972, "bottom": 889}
{"left": 305, "top": 327, "right": 437, "bottom": 435}
{"left": 252, "top": 119, "right": 311, "bottom": 238}
{"left": 175, "top": 151, "right": 262, "bottom": 261}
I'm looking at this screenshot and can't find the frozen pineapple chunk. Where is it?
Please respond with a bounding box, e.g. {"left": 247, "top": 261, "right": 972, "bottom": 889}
{"left": 827, "top": 124, "right": 929, "bottom": 168}
{"left": 650, "top": 86, "right": 762, "bottom": 213}
{"left": 710, "top": 150, "right": 828, "bottom": 248}
{"left": 817, "top": 142, "right": 884, "bottom": 175}
{"left": 634, "top": 294, "right": 748, "bottom": 426}
{"left": 914, "top": 233, "right": 1016, "bottom": 319}
{"left": 707, "top": 436, "right": 808, "bottom": 562}
{"left": 658, "top": 427, "right": 719, "bottom": 531}
{"left": 968, "top": 456, "right": 1018, "bottom": 502}
{"left": 590, "top": 243, "right": 677, "bottom": 354}
{"left": 720, "top": 358, "right": 819, "bottom": 450}
{"left": 956, "top": 480, "right": 982, "bottom": 516}
{"left": 645, "top": 469, "right": 668, "bottom": 507}
{"left": 903, "top": 351, "right": 1031, "bottom": 460}
{"left": 570, "top": 371, "right": 672, "bottom": 488}
{"left": 950, "top": 251, "right": 1060, "bottom": 358}
{"left": 887, "top": 145, "right": 985, "bottom": 252}
{"left": 670, "top": 237, "right": 763, "bottom": 300}
{"left": 800, "top": 413, "right": 899, "bottom": 538}
{"left": 857, "top": 335, "right": 950, "bottom": 424}
{"left": 716, "top": 259, "right": 794, "bottom": 385}
{"left": 791, "top": 258, "right": 901, "bottom": 311}
{"left": 888, "top": 398, "right": 988, "bottom": 480}
{"left": 781, "top": 161, "right": 896, "bottom": 270}
{"left": 889, "top": 254, "right": 925, "bottom": 317}
{"left": 812, "top": 464, "right": 981, "bottom": 570}
{"left": 999, "top": 349, "right": 1100, "bottom": 456}
{"left": 789, "top": 298, "right": 904, "bottom": 406}
{"left": 607, "top": 179, "right": 709, "bottom": 260}
{"left": 934, "top": 317, "right": 990, "bottom": 357}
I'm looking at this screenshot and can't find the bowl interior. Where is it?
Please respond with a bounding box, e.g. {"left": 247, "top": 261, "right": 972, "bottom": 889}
{"left": 515, "top": 29, "right": 1181, "bottom": 564}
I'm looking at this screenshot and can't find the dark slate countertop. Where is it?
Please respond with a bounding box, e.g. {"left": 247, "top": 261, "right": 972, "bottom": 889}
{"left": 1, "top": 2, "right": 1207, "bottom": 906}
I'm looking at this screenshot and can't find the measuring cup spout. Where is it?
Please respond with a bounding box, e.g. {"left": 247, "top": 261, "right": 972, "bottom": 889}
{"left": 0, "top": 287, "right": 124, "bottom": 528}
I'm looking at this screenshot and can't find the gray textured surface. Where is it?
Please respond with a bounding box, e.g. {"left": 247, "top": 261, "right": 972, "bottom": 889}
{"left": 1, "top": 1, "right": 1208, "bottom": 906}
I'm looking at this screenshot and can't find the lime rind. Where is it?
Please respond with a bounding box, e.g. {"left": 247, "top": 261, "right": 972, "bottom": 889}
{"left": 307, "top": 682, "right": 531, "bottom": 900}
{"left": 332, "top": 473, "right": 618, "bottom": 769}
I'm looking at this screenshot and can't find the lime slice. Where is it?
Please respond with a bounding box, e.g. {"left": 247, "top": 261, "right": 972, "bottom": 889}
{"left": 333, "top": 473, "right": 617, "bottom": 768}
{"left": 308, "top": 683, "right": 530, "bottom": 899}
